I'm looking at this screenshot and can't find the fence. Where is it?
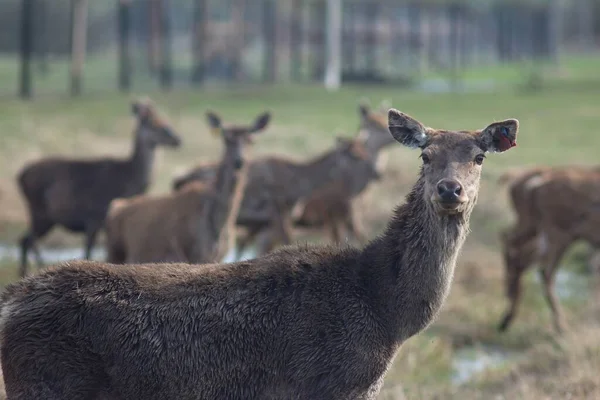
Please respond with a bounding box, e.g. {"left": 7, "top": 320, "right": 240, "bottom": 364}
{"left": 1, "top": 0, "right": 599, "bottom": 98}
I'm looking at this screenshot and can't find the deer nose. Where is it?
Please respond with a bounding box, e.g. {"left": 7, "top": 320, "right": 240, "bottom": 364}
{"left": 437, "top": 179, "right": 462, "bottom": 203}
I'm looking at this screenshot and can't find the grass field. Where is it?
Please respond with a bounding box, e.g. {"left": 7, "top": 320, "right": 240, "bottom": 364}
{"left": 0, "top": 55, "right": 599, "bottom": 399}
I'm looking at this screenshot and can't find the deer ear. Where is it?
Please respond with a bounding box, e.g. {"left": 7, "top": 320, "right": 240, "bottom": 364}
{"left": 206, "top": 111, "right": 222, "bottom": 137}
{"left": 479, "top": 119, "right": 519, "bottom": 153}
{"left": 388, "top": 109, "right": 429, "bottom": 149}
{"left": 131, "top": 101, "right": 142, "bottom": 116}
{"left": 250, "top": 112, "right": 271, "bottom": 133}
{"left": 358, "top": 102, "right": 370, "bottom": 119}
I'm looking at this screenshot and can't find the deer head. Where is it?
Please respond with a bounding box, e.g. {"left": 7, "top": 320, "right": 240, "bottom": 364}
{"left": 206, "top": 111, "right": 271, "bottom": 169}
{"left": 388, "top": 109, "right": 518, "bottom": 216}
{"left": 132, "top": 98, "right": 181, "bottom": 148}
{"left": 356, "top": 101, "right": 397, "bottom": 158}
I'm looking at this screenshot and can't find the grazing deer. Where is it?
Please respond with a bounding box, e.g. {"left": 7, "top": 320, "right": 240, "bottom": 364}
{"left": 0, "top": 110, "right": 518, "bottom": 400}
{"left": 16, "top": 99, "right": 181, "bottom": 277}
{"left": 498, "top": 166, "right": 600, "bottom": 333}
{"left": 105, "top": 111, "right": 271, "bottom": 264}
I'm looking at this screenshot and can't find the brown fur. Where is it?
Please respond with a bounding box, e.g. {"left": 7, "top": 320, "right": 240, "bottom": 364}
{"left": 105, "top": 111, "right": 271, "bottom": 264}
{"left": 499, "top": 166, "right": 600, "bottom": 332}
{"left": 0, "top": 110, "right": 518, "bottom": 400}
{"left": 16, "top": 98, "right": 181, "bottom": 277}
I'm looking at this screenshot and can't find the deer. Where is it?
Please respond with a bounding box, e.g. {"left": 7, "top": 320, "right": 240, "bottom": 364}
{"left": 498, "top": 166, "right": 600, "bottom": 333}
{"left": 172, "top": 103, "right": 397, "bottom": 259}
{"left": 105, "top": 111, "right": 271, "bottom": 264}
{"left": 0, "top": 110, "right": 518, "bottom": 400}
{"left": 234, "top": 136, "right": 384, "bottom": 259}
{"left": 289, "top": 152, "right": 382, "bottom": 246}
{"left": 16, "top": 98, "right": 181, "bottom": 278}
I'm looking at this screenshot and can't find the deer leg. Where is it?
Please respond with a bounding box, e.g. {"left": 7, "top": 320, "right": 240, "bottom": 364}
{"left": 83, "top": 224, "right": 101, "bottom": 260}
{"left": 345, "top": 205, "right": 368, "bottom": 245}
{"left": 498, "top": 232, "right": 540, "bottom": 332}
{"left": 497, "top": 262, "right": 527, "bottom": 332}
{"left": 537, "top": 232, "right": 569, "bottom": 333}
{"left": 19, "top": 218, "right": 54, "bottom": 277}
{"left": 236, "top": 225, "right": 262, "bottom": 260}
{"left": 327, "top": 216, "right": 342, "bottom": 244}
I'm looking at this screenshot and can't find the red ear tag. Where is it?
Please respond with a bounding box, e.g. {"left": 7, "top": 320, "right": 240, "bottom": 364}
{"left": 498, "top": 127, "right": 516, "bottom": 151}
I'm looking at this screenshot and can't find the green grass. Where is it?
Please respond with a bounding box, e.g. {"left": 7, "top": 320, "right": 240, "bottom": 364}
{"left": 1, "top": 55, "right": 600, "bottom": 398}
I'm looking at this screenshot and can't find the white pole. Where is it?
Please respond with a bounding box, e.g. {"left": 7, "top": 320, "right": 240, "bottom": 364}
{"left": 324, "top": 0, "right": 342, "bottom": 91}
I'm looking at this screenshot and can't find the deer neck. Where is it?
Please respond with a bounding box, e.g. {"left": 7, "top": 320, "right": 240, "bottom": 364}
{"left": 127, "top": 126, "right": 156, "bottom": 195}
{"left": 360, "top": 175, "right": 475, "bottom": 343}
{"left": 358, "top": 126, "right": 396, "bottom": 160}
{"left": 198, "top": 145, "right": 248, "bottom": 261}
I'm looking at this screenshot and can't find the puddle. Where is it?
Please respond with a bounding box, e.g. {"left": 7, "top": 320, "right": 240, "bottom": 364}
{"left": 222, "top": 246, "right": 259, "bottom": 263}
{"left": 534, "top": 269, "right": 590, "bottom": 301}
{"left": 0, "top": 243, "right": 258, "bottom": 266}
{"left": 451, "top": 345, "right": 518, "bottom": 386}
{"left": 0, "top": 243, "right": 105, "bottom": 265}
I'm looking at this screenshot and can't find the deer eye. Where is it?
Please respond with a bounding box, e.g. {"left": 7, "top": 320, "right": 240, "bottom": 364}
{"left": 474, "top": 154, "right": 485, "bottom": 165}
{"left": 420, "top": 153, "right": 430, "bottom": 165}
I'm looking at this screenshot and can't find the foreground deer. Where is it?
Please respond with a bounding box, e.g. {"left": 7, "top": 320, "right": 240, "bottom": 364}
{"left": 16, "top": 99, "right": 181, "bottom": 277}
{"left": 0, "top": 110, "right": 518, "bottom": 400}
{"left": 498, "top": 166, "right": 600, "bottom": 332}
{"left": 105, "top": 111, "right": 270, "bottom": 264}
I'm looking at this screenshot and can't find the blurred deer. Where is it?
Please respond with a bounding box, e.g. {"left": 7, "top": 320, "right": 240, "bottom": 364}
{"left": 172, "top": 102, "right": 395, "bottom": 258}
{"left": 105, "top": 111, "right": 270, "bottom": 264}
{"left": 16, "top": 99, "right": 181, "bottom": 277}
{"left": 498, "top": 165, "right": 600, "bottom": 332}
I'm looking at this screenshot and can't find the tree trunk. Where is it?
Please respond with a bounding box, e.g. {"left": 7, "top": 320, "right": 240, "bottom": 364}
{"left": 290, "top": 0, "right": 303, "bottom": 81}
{"left": 324, "top": 0, "right": 342, "bottom": 90}
{"left": 70, "top": 0, "right": 89, "bottom": 96}
{"left": 148, "top": 0, "right": 161, "bottom": 74}
{"left": 35, "top": 0, "right": 49, "bottom": 75}
{"left": 191, "top": 0, "right": 206, "bottom": 83}
{"left": 20, "top": 0, "right": 35, "bottom": 99}
{"left": 159, "top": 0, "right": 173, "bottom": 90}
{"left": 310, "top": 0, "right": 326, "bottom": 80}
{"left": 548, "top": 0, "right": 561, "bottom": 65}
{"left": 231, "top": 0, "right": 246, "bottom": 82}
{"left": 262, "top": 0, "right": 276, "bottom": 82}
{"left": 118, "top": 0, "right": 132, "bottom": 92}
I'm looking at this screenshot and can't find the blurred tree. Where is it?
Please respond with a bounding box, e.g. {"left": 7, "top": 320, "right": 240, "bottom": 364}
{"left": 149, "top": 0, "right": 161, "bottom": 75}
{"left": 263, "top": 0, "right": 276, "bottom": 82}
{"left": 159, "top": 0, "right": 173, "bottom": 90}
{"left": 324, "top": 0, "right": 341, "bottom": 90}
{"left": 20, "top": 0, "right": 35, "bottom": 99}
{"left": 118, "top": 0, "right": 132, "bottom": 92}
{"left": 191, "top": 0, "right": 206, "bottom": 83}
{"left": 70, "top": 0, "right": 89, "bottom": 96}
{"left": 290, "top": 0, "right": 303, "bottom": 81}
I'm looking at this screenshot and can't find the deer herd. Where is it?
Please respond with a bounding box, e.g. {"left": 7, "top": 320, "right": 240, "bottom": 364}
{"left": 0, "top": 95, "right": 590, "bottom": 398}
